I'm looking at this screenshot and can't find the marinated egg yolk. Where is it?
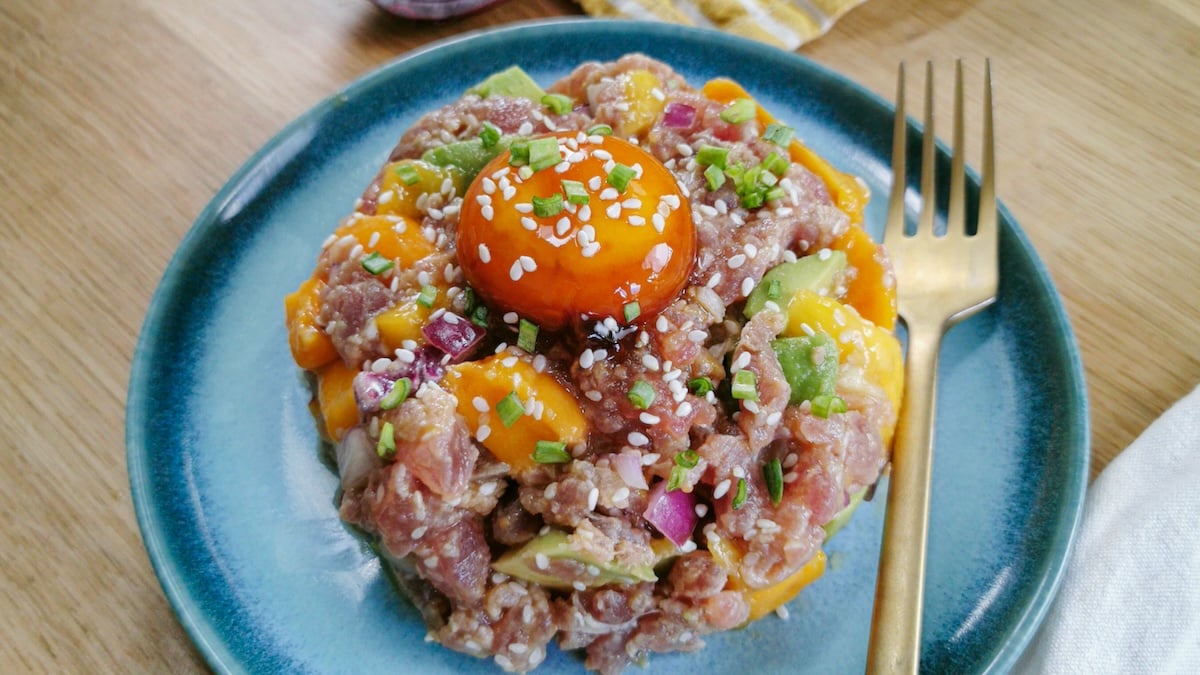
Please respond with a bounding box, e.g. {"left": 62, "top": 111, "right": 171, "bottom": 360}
{"left": 457, "top": 132, "right": 695, "bottom": 331}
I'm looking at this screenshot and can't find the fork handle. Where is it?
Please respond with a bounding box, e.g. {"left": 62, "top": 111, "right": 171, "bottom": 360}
{"left": 866, "top": 320, "right": 944, "bottom": 674}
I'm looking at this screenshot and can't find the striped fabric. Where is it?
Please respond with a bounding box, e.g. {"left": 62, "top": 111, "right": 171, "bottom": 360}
{"left": 575, "top": 0, "right": 867, "bottom": 50}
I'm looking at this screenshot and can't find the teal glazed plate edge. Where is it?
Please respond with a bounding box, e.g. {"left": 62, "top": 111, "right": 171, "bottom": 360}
{"left": 127, "top": 19, "right": 1089, "bottom": 675}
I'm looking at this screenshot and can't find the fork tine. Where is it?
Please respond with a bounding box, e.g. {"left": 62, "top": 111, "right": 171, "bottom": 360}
{"left": 947, "top": 60, "right": 966, "bottom": 235}
{"left": 885, "top": 62, "right": 907, "bottom": 243}
{"left": 916, "top": 61, "right": 937, "bottom": 235}
{"left": 977, "top": 59, "right": 998, "bottom": 246}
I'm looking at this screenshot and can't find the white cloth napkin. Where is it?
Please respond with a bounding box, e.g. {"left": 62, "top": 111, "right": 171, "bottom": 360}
{"left": 1017, "top": 385, "right": 1200, "bottom": 674}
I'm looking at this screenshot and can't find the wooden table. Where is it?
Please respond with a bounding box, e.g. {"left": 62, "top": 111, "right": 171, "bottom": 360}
{"left": 2, "top": 0, "right": 1197, "bottom": 670}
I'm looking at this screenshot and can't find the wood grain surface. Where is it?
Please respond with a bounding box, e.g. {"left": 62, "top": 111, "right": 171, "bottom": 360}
{"left": 1, "top": 0, "right": 1197, "bottom": 671}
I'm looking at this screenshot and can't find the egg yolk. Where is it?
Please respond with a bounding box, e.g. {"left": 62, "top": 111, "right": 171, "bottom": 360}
{"left": 456, "top": 132, "right": 695, "bottom": 331}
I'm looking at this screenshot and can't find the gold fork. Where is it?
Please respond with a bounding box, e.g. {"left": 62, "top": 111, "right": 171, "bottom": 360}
{"left": 866, "top": 60, "right": 999, "bottom": 674}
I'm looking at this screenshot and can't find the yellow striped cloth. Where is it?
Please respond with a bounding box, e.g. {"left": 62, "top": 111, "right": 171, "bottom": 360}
{"left": 576, "top": 0, "right": 866, "bottom": 51}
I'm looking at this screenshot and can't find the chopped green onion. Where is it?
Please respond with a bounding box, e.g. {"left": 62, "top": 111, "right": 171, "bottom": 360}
{"left": 762, "top": 151, "right": 789, "bottom": 177}
{"left": 532, "top": 192, "right": 564, "bottom": 218}
{"left": 586, "top": 123, "right": 613, "bottom": 136}
{"left": 379, "top": 378, "right": 412, "bottom": 411}
{"left": 607, "top": 163, "right": 636, "bottom": 192}
{"left": 811, "top": 394, "right": 848, "bottom": 418}
{"left": 416, "top": 284, "right": 438, "bottom": 308}
{"left": 541, "top": 93, "right": 572, "bottom": 115}
{"left": 561, "top": 179, "right": 589, "bottom": 205}
{"left": 470, "top": 303, "right": 489, "bottom": 328}
{"left": 719, "top": 98, "right": 756, "bottom": 124}
{"left": 765, "top": 186, "right": 786, "bottom": 203}
{"left": 509, "top": 141, "right": 530, "bottom": 166}
{"left": 696, "top": 145, "right": 729, "bottom": 169}
{"left": 731, "top": 477, "right": 747, "bottom": 509}
{"left": 528, "top": 137, "right": 561, "bottom": 171}
{"left": 675, "top": 449, "right": 699, "bottom": 469}
{"left": 623, "top": 301, "right": 641, "bottom": 322}
{"left": 731, "top": 369, "right": 759, "bottom": 401}
{"left": 361, "top": 252, "right": 393, "bottom": 275}
{"left": 688, "top": 377, "right": 714, "bottom": 396}
{"left": 764, "top": 458, "right": 783, "bottom": 506}
{"left": 704, "top": 164, "right": 725, "bottom": 192}
{"left": 666, "top": 464, "right": 687, "bottom": 492}
{"left": 758, "top": 169, "right": 779, "bottom": 187}
{"left": 377, "top": 422, "right": 396, "bottom": 458}
{"left": 627, "top": 380, "right": 656, "bottom": 410}
{"left": 740, "top": 189, "right": 765, "bottom": 210}
{"left": 479, "top": 121, "right": 501, "bottom": 149}
{"left": 766, "top": 279, "right": 782, "bottom": 301}
{"left": 532, "top": 440, "right": 571, "bottom": 464}
{"left": 496, "top": 391, "right": 525, "bottom": 428}
{"left": 762, "top": 123, "right": 794, "bottom": 147}
{"left": 518, "top": 165, "right": 534, "bottom": 180}
{"left": 517, "top": 318, "right": 539, "bottom": 353}
{"left": 461, "top": 287, "right": 477, "bottom": 314}
{"left": 394, "top": 163, "right": 421, "bottom": 186}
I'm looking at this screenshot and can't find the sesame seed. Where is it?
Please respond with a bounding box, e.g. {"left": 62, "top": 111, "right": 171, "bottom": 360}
{"left": 572, "top": 580, "right": 587, "bottom": 592}
{"left": 554, "top": 161, "right": 571, "bottom": 174}
{"left": 743, "top": 400, "right": 761, "bottom": 414}
{"left": 783, "top": 453, "right": 799, "bottom": 469}
{"left": 518, "top": 121, "right": 534, "bottom": 136}
{"left": 587, "top": 487, "right": 600, "bottom": 511}
{"left": 503, "top": 311, "right": 519, "bottom": 324}
{"left": 519, "top": 256, "right": 536, "bottom": 272}
{"left": 706, "top": 272, "right": 723, "bottom": 288}
{"left": 800, "top": 322, "right": 816, "bottom": 336}
{"left": 588, "top": 176, "right": 602, "bottom": 190}
{"left": 478, "top": 243, "right": 491, "bottom": 263}
{"left": 605, "top": 203, "right": 621, "bottom": 219}
{"left": 522, "top": 605, "right": 534, "bottom": 623}
{"left": 651, "top": 213, "right": 665, "bottom": 233}
{"left": 444, "top": 312, "right": 460, "bottom": 325}
{"left": 697, "top": 204, "right": 718, "bottom": 218}
{"left": 694, "top": 503, "right": 709, "bottom": 517}
{"left": 412, "top": 526, "right": 427, "bottom": 539}
{"left": 733, "top": 466, "right": 746, "bottom": 479}
{"left": 581, "top": 242, "right": 600, "bottom": 257}
{"left": 475, "top": 425, "right": 491, "bottom": 442}
{"left": 744, "top": 243, "right": 758, "bottom": 258}
{"left": 515, "top": 202, "right": 533, "bottom": 213}
{"left": 578, "top": 204, "right": 591, "bottom": 222}
{"left": 502, "top": 185, "right": 517, "bottom": 200}
{"left": 556, "top": 217, "right": 571, "bottom": 236}
{"left": 687, "top": 329, "right": 707, "bottom": 343}
{"left": 622, "top": 198, "right": 642, "bottom": 209}
{"left": 766, "top": 411, "right": 783, "bottom": 425}
{"left": 475, "top": 194, "right": 491, "bottom": 206}
{"left": 776, "top": 606, "right": 791, "bottom": 620}
{"left": 481, "top": 177, "right": 496, "bottom": 194}
{"left": 394, "top": 348, "right": 416, "bottom": 364}
{"left": 628, "top": 215, "right": 645, "bottom": 226}
{"left": 642, "top": 354, "right": 660, "bottom": 371}
{"left": 681, "top": 540, "right": 697, "bottom": 553}
{"left": 472, "top": 396, "right": 489, "bottom": 412}
{"left": 628, "top": 431, "right": 649, "bottom": 447}
{"left": 764, "top": 300, "right": 782, "bottom": 313}
{"left": 675, "top": 401, "right": 693, "bottom": 417}
{"left": 639, "top": 412, "right": 661, "bottom": 425}
{"left": 585, "top": 390, "right": 603, "bottom": 401}
{"left": 714, "top": 479, "right": 732, "bottom": 499}
{"left": 494, "top": 342, "right": 509, "bottom": 353}
{"left": 509, "top": 261, "right": 524, "bottom": 281}
{"left": 727, "top": 253, "right": 747, "bottom": 269}
{"left": 641, "top": 452, "right": 660, "bottom": 466}
{"left": 818, "top": 248, "right": 833, "bottom": 261}
{"left": 520, "top": 216, "right": 537, "bottom": 231}
{"left": 599, "top": 187, "right": 618, "bottom": 201}
{"left": 532, "top": 354, "right": 547, "bottom": 372}
{"left": 612, "top": 487, "right": 630, "bottom": 503}
{"left": 378, "top": 191, "right": 394, "bottom": 205}
{"left": 783, "top": 471, "right": 799, "bottom": 483}
{"left": 741, "top": 277, "right": 755, "bottom": 296}
{"left": 501, "top": 356, "right": 518, "bottom": 368}
{"left": 579, "top": 349, "right": 595, "bottom": 369}
{"left": 662, "top": 368, "right": 681, "bottom": 382}
{"left": 732, "top": 352, "right": 751, "bottom": 371}
{"left": 592, "top": 149, "right": 613, "bottom": 161}
{"left": 676, "top": 143, "right": 694, "bottom": 157}
{"left": 544, "top": 483, "right": 558, "bottom": 499}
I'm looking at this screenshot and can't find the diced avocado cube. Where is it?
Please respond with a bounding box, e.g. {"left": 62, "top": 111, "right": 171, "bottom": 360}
{"left": 744, "top": 251, "right": 848, "bottom": 318}
{"left": 420, "top": 136, "right": 515, "bottom": 184}
{"left": 771, "top": 333, "right": 839, "bottom": 405}
{"left": 466, "top": 65, "right": 547, "bottom": 102}
{"left": 492, "top": 529, "right": 657, "bottom": 590}
{"left": 823, "top": 487, "right": 867, "bottom": 539}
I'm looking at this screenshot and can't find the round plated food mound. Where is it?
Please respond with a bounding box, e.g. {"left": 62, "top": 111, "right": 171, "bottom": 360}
{"left": 284, "top": 54, "right": 902, "bottom": 674}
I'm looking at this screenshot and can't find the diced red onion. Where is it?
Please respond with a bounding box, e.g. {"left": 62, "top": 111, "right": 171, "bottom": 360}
{"left": 422, "top": 312, "right": 485, "bottom": 362}
{"left": 353, "top": 372, "right": 392, "bottom": 414}
{"left": 336, "top": 427, "right": 380, "bottom": 492}
{"left": 662, "top": 102, "right": 696, "bottom": 128}
{"left": 642, "top": 480, "right": 699, "bottom": 548}
{"left": 613, "top": 450, "right": 649, "bottom": 490}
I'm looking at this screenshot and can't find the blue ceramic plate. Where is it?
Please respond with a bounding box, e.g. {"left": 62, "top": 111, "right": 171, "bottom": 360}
{"left": 128, "top": 19, "right": 1088, "bottom": 675}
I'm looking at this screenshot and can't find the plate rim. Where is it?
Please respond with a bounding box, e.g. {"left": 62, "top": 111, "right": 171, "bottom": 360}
{"left": 127, "top": 17, "right": 1090, "bottom": 674}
